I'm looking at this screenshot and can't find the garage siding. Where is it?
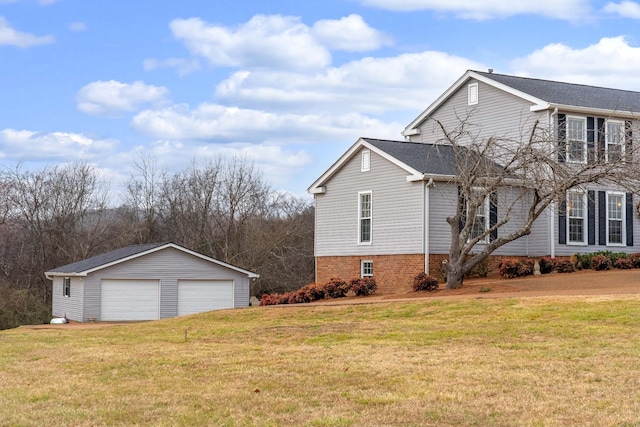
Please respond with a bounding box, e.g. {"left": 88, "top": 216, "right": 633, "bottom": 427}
{"left": 82, "top": 247, "right": 251, "bottom": 322}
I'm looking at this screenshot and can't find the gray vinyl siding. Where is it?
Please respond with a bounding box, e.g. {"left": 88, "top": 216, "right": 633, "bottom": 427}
{"left": 315, "top": 147, "right": 424, "bottom": 256}
{"left": 82, "top": 247, "right": 250, "bottom": 322}
{"left": 410, "top": 78, "right": 545, "bottom": 146}
{"left": 51, "top": 276, "right": 84, "bottom": 322}
{"left": 428, "top": 183, "right": 549, "bottom": 256}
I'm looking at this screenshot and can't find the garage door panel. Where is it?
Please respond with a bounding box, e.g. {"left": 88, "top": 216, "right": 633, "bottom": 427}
{"left": 101, "top": 279, "right": 159, "bottom": 321}
{"left": 178, "top": 280, "right": 233, "bottom": 316}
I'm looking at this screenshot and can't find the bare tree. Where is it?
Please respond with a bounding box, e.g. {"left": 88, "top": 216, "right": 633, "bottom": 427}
{"left": 435, "top": 117, "right": 640, "bottom": 289}
{"left": 124, "top": 154, "right": 163, "bottom": 243}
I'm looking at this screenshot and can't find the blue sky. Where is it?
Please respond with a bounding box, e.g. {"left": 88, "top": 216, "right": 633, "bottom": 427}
{"left": 2, "top": 0, "right": 640, "bottom": 201}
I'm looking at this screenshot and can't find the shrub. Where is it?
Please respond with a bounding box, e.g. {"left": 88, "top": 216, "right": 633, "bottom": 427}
{"left": 323, "top": 278, "right": 350, "bottom": 298}
{"left": 259, "top": 293, "right": 278, "bottom": 306}
{"left": 499, "top": 258, "right": 534, "bottom": 279}
{"left": 629, "top": 253, "right": 640, "bottom": 268}
{"left": 350, "top": 277, "right": 377, "bottom": 296}
{"left": 591, "top": 254, "right": 612, "bottom": 271}
{"left": 413, "top": 272, "right": 439, "bottom": 292}
{"left": 556, "top": 260, "right": 576, "bottom": 273}
{"left": 614, "top": 258, "right": 634, "bottom": 269}
{"left": 538, "top": 257, "right": 557, "bottom": 274}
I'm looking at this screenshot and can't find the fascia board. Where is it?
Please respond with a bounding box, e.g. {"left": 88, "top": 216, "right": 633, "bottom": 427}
{"left": 531, "top": 103, "right": 639, "bottom": 119}
{"left": 307, "top": 138, "right": 423, "bottom": 193}
{"left": 403, "top": 70, "right": 548, "bottom": 135}
{"left": 63, "top": 243, "right": 259, "bottom": 278}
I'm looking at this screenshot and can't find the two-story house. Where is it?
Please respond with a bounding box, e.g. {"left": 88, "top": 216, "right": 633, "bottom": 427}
{"left": 308, "top": 70, "right": 640, "bottom": 294}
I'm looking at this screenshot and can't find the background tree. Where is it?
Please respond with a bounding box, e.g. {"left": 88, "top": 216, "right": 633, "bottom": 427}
{"left": 434, "top": 117, "right": 640, "bottom": 289}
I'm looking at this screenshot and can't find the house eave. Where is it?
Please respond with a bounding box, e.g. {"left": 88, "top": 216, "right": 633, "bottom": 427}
{"left": 531, "top": 103, "right": 639, "bottom": 119}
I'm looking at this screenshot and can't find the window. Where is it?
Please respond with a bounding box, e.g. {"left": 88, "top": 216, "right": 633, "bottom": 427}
{"left": 607, "top": 192, "right": 625, "bottom": 245}
{"left": 606, "top": 120, "right": 624, "bottom": 162}
{"left": 63, "top": 277, "right": 71, "bottom": 297}
{"left": 567, "top": 191, "right": 586, "bottom": 244}
{"left": 469, "top": 188, "right": 489, "bottom": 242}
{"left": 361, "top": 260, "right": 373, "bottom": 277}
{"left": 468, "top": 82, "right": 478, "bottom": 105}
{"left": 358, "top": 191, "right": 372, "bottom": 244}
{"left": 361, "top": 149, "right": 371, "bottom": 172}
{"left": 567, "top": 117, "right": 586, "bottom": 163}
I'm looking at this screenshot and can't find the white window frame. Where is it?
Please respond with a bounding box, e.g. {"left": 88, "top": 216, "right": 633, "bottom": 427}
{"left": 361, "top": 260, "right": 373, "bottom": 277}
{"left": 606, "top": 191, "right": 625, "bottom": 246}
{"left": 358, "top": 191, "right": 372, "bottom": 245}
{"left": 63, "top": 277, "right": 71, "bottom": 297}
{"left": 468, "top": 82, "right": 478, "bottom": 106}
{"left": 566, "top": 191, "right": 587, "bottom": 245}
{"left": 361, "top": 149, "right": 371, "bottom": 172}
{"left": 468, "top": 187, "right": 489, "bottom": 243}
{"left": 566, "top": 116, "right": 587, "bottom": 164}
{"left": 605, "top": 120, "right": 625, "bottom": 163}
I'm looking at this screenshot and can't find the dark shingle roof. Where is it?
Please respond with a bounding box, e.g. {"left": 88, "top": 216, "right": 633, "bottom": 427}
{"left": 475, "top": 71, "right": 640, "bottom": 112}
{"left": 363, "top": 138, "right": 504, "bottom": 176}
{"left": 47, "top": 242, "right": 169, "bottom": 274}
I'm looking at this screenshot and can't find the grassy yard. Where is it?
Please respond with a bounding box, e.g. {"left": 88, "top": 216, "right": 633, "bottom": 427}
{"left": 2, "top": 296, "right": 640, "bottom": 426}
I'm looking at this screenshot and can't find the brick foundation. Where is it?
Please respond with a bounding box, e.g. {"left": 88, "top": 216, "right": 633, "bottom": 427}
{"left": 317, "top": 253, "right": 568, "bottom": 295}
{"left": 316, "top": 254, "right": 425, "bottom": 294}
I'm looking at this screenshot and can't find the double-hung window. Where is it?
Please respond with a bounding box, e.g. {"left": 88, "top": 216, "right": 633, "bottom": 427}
{"left": 567, "top": 191, "right": 586, "bottom": 244}
{"left": 361, "top": 260, "right": 373, "bottom": 277}
{"left": 358, "top": 191, "right": 372, "bottom": 244}
{"left": 63, "top": 277, "right": 71, "bottom": 297}
{"left": 567, "top": 117, "right": 586, "bottom": 163}
{"left": 469, "top": 188, "right": 489, "bottom": 242}
{"left": 607, "top": 192, "right": 625, "bottom": 245}
{"left": 605, "top": 120, "right": 624, "bottom": 162}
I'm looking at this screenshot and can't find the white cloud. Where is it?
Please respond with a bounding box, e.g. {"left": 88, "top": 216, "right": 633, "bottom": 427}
{"left": 130, "top": 102, "right": 403, "bottom": 143}
{"left": 169, "top": 15, "right": 331, "bottom": 71}
{"left": 603, "top": 1, "right": 640, "bottom": 18}
{"left": 0, "top": 129, "right": 117, "bottom": 161}
{"left": 311, "top": 14, "right": 391, "bottom": 51}
{"left": 76, "top": 80, "right": 170, "bottom": 117}
{"left": 512, "top": 36, "right": 640, "bottom": 89}
{"left": 143, "top": 57, "right": 201, "bottom": 76}
{"left": 215, "top": 51, "right": 484, "bottom": 115}
{"left": 68, "top": 22, "right": 86, "bottom": 32}
{"left": 355, "top": 0, "right": 590, "bottom": 21}
{"left": 0, "top": 17, "right": 55, "bottom": 47}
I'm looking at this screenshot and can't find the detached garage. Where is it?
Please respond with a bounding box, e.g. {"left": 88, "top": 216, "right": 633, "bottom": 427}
{"left": 46, "top": 242, "right": 258, "bottom": 322}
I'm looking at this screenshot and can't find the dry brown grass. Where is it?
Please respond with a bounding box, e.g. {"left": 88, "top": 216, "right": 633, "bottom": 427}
{"left": 2, "top": 295, "right": 640, "bottom": 426}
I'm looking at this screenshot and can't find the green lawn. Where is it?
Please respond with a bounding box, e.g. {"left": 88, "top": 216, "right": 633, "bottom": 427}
{"left": 2, "top": 296, "right": 640, "bottom": 426}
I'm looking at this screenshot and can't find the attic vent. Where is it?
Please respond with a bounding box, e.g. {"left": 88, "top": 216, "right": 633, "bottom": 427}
{"left": 361, "top": 149, "right": 371, "bottom": 172}
{"left": 468, "top": 82, "right": 478, "bottom": 106}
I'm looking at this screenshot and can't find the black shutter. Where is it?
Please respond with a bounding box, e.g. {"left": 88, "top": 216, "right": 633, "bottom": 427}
{"left": 588, "top": 190, "right": 596, "bottom": 245}
{"left": 597, "top": 118, "right": 606, "bottom": 162}
{"left": 458, "top": 186, "right": 466, "bottom": 232}
{"left": 625, "top": 120, "right": 633, "bottom": 161}
{"left": 489, "top": 192, "right": 498, "bottom": 242}
{"left": 558, "top": 114, "right": 566, "bottom": 162}
{"left": 558, "top": 198, "right": 567, "bottom": 245}
{"left": 598, "top": 191, "right": 606, "bottom": 245}
{"left": 626, "top": 193, "right": 634, "bottom": 246}
{"left": 587, "top": 117, "right": 595, "bottom": 163}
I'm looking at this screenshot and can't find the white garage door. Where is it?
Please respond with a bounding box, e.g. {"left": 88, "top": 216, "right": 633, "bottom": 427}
{"left": 101, "top": 279, "right": 160, "bottom": 321}
{"left": 178, "top": 280, "right": 234, "bottom": 316}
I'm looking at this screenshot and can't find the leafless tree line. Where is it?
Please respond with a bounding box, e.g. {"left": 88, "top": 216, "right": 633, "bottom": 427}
{"left": 0, "top": 156, "right": 314, "bottom": 329}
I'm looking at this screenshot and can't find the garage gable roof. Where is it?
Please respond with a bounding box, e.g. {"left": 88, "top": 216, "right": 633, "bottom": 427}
{"left": 45, "top": 242, "right": 259, "bottom": 278}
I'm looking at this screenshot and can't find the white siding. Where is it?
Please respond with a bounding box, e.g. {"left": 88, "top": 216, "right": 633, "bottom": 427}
{"left": 82, "top": 247, "right": 250, "bottom": 322}
{"left": 315, "top": 147, "right": 424, "bottom": 257}
{"left": 51, "top": 276, "right": 84, "bottom": 322}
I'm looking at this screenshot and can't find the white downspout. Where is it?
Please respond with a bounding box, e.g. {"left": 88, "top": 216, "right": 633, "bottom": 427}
{"left": 549, "top": 107, "right": 558, "bottom": 258}
{"left": 424, "top": 178, "right": 434, "bottom": 274}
